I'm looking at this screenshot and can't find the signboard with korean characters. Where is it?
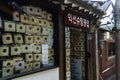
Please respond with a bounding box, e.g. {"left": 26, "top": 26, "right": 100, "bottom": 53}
{"left": 65, "top": 13, "right": 90, "bottom": 28}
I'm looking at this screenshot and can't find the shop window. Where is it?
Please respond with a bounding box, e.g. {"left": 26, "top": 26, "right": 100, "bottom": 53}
{"left": 106, "top": 41, "right": 115, "bottom": 60}
{"left": 108, "top": 42, "right": 115, "bottom": 56}
{"left": 0, "top": 1, "right": 59, "bottom": 79}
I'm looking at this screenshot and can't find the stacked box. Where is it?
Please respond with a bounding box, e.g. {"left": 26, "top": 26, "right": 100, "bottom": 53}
{"left": 70, "top": 28, "right": 86, "bottom": 80}
{"left": 0, "top": 5, "right": 55, "bottom": 77}
{"left": 65, "top": 27, "right": 71, "bottom": 80}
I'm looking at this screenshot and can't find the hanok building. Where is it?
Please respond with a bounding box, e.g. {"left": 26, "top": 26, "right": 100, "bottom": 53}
{"left": 0, "top": 0, "right": 112, "bottom": 80}
{"left": 98, "top": 0, "right": 116, "bottom": 80}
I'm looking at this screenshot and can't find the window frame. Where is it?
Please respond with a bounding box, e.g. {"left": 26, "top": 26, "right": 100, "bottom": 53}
{"left": 105, "top": 41, "right": 115, "bottom": 61}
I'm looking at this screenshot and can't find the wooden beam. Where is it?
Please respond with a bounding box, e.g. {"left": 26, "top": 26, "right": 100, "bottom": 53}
{"left": 0, "top": 3, "right": 13, "bottom": 16}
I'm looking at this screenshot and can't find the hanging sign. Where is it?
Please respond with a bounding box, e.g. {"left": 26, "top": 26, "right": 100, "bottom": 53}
{"left": 65, "top": 13, "right": 89, "bottom": 28}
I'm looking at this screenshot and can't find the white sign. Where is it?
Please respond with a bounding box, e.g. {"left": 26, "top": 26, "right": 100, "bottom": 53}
{"left": 42, "top": 44, "right": 48, "bottom": 64}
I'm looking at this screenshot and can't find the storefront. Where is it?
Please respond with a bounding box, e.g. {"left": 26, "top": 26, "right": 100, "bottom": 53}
{"left": 0, "top": 0, "right": 106, "bottom": 80}
{"left": 64, "top": 12, "right": 90, "bottom": 80}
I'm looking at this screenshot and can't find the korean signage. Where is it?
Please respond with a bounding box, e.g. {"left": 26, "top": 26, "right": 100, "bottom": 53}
{"left": 65, "top": 13, "right": 90, "bottom": 28}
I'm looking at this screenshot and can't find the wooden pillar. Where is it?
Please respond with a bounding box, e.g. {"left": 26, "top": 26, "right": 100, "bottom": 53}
{"left": 115, "top": 32, "right": 120, "bottom": 80}
{"left": 95, "top": 27, "right": 99, "bottom": 80}
{"left": 115, "top": 0, "right": 120, "bottom": 79}
{"left": 58, "top": 8, "right": 64, "bottom": 80}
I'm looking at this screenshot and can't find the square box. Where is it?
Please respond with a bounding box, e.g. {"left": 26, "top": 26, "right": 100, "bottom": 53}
{"left": 10, "top": 45, "right": 21, "bottom": 56}
{"left": 34, "top": 45, "right": 41, "bottom": 53}
{"left": 33, "top": 54, "right": 41, "bottom": 61}
{"left": 66, "top": 57, "right": 70, "bottom": 64}
{"left": 66, "top": 64, "right": 70, "bottom": 71}
{"left": 34, "top": 35, "right": 42, "bottom": 44}
{"left": 66, "top": 38, "right": 70, "bottom": 43}
{"left": 15, "top": 60, "right": 25, "bottom": 71}
{"left": 33, "top": 26, "right": 41, "bottom": 34}
{"left": 66, "top": 71, "right": 71, "bottom": 77}
{"left": 14, "top": 34, "right": 23, "bottom": 44}
{"left": 0, "top": 46, "right": 9, "bottom": 57}
{"left": 2, "top": 59, "right": 14, "bottom": 67}
{"left": 48, "top": 21, "right": 53, "bottom": 28}
{"left": 25, "top": 53, "right": 33, "bottom": 62}
{"left": 16, "top": 23, "right": 26, "bottom": 33}
{"left": 29, "top": 16, "right": 38, "bottom": 25}
{"left": 36, "top": 18, "right": 42, "bottom": 26}
{"left": 33, "top": 62, "right": 41, "bottom": 69}
{"left": 41, "top": 11, "right": 47, "bottom": 19}
{"left": 66, "top": 49, "right": 70, "bottom": 56}
{"left": 47, "top": 13, "right": 52, "bottom": 21}
{"left": 20, "top": 14, "right": 29, "bottom": 24}
{"left": 2, "top": 33, "right": 13, "bottom": 44}
{"left": 2, "top": 67, "right": 14, "bottom": 77}
{"left": 13, "top": 11, "right": 20, "bottom": 21}
{"left": 41, "top": 19, "right": 49, "bottom": 27}
{"left": 48, "top": 49, "right": 54, "bottom": 56}
{"left": 26, "top": 25, "right": 34, "bottom": 34}
{"left": 25, "top": 35, "right": 33, "bottom": 44}
{"left": 41, "top": 36, "right": 48, "bottom": 43}
{"left": 21, "top": 44, "right": 31, "bottom": 53}
{"left": 4, "top": 21, "right": 15, "bottom": 32}
{"left": 48, "top": 56, "right": 54, "bottom": 63}
{"left": 34, "top": 7, "right": 42, "bottom": 16}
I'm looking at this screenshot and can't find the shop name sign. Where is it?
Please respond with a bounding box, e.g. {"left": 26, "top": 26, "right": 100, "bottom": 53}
{"left": 65, "top": 13, "right": 89, "bottom": 28}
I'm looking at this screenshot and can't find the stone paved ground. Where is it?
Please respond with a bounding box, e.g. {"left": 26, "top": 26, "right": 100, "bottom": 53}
{"left": 106, "top": 75, "right": 115, "bottom": 80}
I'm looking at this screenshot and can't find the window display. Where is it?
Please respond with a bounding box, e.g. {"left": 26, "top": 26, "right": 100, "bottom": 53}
{"left": 0, "top": 4, "right": 55, "bottom": 78}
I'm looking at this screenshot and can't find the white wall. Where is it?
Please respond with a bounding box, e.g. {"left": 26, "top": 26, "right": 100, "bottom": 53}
{"left": 12, "top": 68, "right": 59, "bottom": 80}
